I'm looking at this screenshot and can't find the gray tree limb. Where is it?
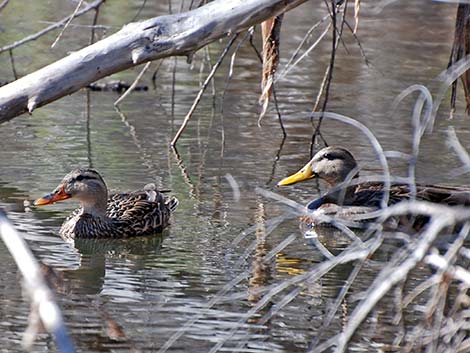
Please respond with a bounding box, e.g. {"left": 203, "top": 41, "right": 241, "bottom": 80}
{"left": 0, "top": 0, "right": 309, "bottom": 124}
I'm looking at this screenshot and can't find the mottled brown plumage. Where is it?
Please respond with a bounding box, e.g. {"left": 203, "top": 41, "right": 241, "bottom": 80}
{"left": 34, "top": 168, "right": 178, "bottom": 241}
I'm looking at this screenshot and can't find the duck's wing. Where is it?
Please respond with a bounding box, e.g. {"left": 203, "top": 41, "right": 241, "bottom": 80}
{"left": 107, "top": 191, "right": 173, "bottom": 234}
{"left": 332, "top": 182, "right": 398, "bottom": 207}
{"left": 347, "top": 182, "right": 422, "bottom": 206}
{"left": 307, "top": 183, "right": 386, "bottom": 209}
{"left": 354, "top": 182, "right": 470, "bottom": 206}
{"left": 415, "top": 184, "right": 470, "bottom": 206}
{"left": 306, "top": 182, "right": 470, "bottom": 210}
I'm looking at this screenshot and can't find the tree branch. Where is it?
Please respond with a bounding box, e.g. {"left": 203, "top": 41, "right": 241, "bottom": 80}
{"left": 0, "top": 0, "right": 105, "bottom": 54}
{"left": 0, "top": 210, "right": 75, "bottom": 352}
{"left": 0, "top": 0, "right": 309, "bottom": 124}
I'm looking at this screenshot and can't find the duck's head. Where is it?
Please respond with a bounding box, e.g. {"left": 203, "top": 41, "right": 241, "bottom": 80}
{"left": 34, "top": 168, "right": 108, "bottom": 214}
{"left": 277, "top": 147, "right": 359, "bottom": 188}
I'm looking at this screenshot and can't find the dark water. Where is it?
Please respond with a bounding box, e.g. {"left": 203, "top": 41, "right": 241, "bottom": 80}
{"left": 0, "top": 1, "right": 468, "bottom": 352}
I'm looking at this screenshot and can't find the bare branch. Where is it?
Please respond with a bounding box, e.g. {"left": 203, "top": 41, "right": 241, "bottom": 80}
{"left": 51, "top": 0, "right": 86, "bottom": 49}
{"left": 0, "top": 0, "right": 309, "bottom": 124}
{"left": 114, "top": 61, "right": 152, "bottom": 106}
{"left": 334, "top": 215, "right": 453, "bottom": 353}
{"left": 0, "top": 210, "right": 75, "bottom": 353}
{"left": 0, "top": 0, "right": 9, "bottom": 12}
{"left": 170, "top": 34, "right": 239, "bottom": 146}
{"left": 0, "top": 0, "right": 104, "bottom": 54}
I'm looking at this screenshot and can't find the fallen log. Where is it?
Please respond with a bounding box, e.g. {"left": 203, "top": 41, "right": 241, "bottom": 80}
{"left": 0, "top": 0, "right": 309, "bottom": 124}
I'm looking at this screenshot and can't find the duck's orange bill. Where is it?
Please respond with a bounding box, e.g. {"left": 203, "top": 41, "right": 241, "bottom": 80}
{"left": 277, "top": 161, "right": 314, "bottom": 186}
{"left": 34, "top": 185, "right": 71, "bottom": 206}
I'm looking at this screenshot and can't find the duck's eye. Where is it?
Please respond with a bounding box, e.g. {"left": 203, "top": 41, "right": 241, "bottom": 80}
{"left": 76, "top": 175, "right": 84, "bottom": 181}
{"left": 323, "top": 153, "right": 335, "bottom": 160}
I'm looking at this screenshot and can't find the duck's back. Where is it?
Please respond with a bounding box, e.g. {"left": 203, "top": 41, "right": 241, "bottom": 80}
{"left": 107, "top": 190, "right": 177, "bottom": 234}
{"left": 350, "top": 182, "right": 470, "bottom": 207}
{"left": 60, "top": 190, "right": 178, "bottom": 240}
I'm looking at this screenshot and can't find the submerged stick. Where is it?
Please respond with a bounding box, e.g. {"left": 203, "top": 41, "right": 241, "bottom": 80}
{"left": 0, "top": 210, "right": 75, "bottom": 353}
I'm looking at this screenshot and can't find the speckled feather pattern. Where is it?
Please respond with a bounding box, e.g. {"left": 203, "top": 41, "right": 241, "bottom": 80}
{"left": 60, "top": 190, "right": 178, "bottom": 240}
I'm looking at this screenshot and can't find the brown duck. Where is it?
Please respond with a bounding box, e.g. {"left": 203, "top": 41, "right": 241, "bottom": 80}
{"left": 277, "top": 146, "right": 470, "bottom": 227}
{"left": 34, "top": 168, "right": 178, "bottom": 240}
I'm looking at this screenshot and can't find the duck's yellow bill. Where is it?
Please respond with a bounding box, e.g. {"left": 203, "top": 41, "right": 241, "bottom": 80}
{"left": 277, "top": 161, "right": 314, "bottom": 186}
{"left": 34, "top": 185, "right": 71, "bottom": 206}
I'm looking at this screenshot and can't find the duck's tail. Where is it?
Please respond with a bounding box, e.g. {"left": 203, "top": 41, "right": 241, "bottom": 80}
{"left": 166, "top": 197, "right": 179, "bottom": 213}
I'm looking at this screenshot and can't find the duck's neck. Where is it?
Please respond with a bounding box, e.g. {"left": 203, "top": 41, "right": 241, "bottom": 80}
{"left": 79, "top": 194, "right": 108, "bottom": 217}
{"left": 325, "top": 172, "right": 359, "bottom": 205}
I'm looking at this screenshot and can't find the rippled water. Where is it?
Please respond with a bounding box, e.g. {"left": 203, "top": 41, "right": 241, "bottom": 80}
{"left": 0, "top": 1, "right": 468, "bottom": 352}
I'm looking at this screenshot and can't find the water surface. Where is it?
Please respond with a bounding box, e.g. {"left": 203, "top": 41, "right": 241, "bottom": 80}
{"left": 0, "top": 1, "right": 467, "bottom": 352}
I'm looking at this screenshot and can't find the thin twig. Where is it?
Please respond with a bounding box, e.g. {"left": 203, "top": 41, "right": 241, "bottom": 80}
{"left": 51, "top": 0, "right": 86, "bottom": 49}
{"left": 333, "top": 215, "right": 453, "bottom": 353}
{"left": 151, "top": 59, "right": 165, "bottom": 90}
{"left": 272, "top": 86, "right": 286, "bottom": 137}
{"left": 171, "top": 34, "right": 239, "bottom": 146}
{"left": 281, "top": 14, "right": 330, "bottom": 75}
{"left": 170, "top": 146, "right": 197, "bottom": 200}
{"left": 310, "top": 0, "right": 339, "bottom": 155}
{"left": 171, "top": 57, "right": 177, "bottom": 118}
{"left": 89, "top": 5, "right": 101, "bottom": 45}
{"left": 114, "top": 61, "right": 152, "bottom": 106}
{"left": 38, "top": 21, "right": 111, "bottom": 30}
{"left": 85, "top": 90, "right": 93, "bottom": 168}
{"left": 275, "top": 24, "right": 331, "bottom": 83}
{"left": 9, "top": 49, "right": 18, "bottom": 80}
{"left": 131, "top": 0, "right": 148, "bottom": 22}
{"left": 249, "top": 29, "right": 263, "bottom": 62}
{"left": 266, "top": 134, "right": 286, "bottom": 185}
{"left": 221, "top": 28, "right": 252, "bottom": 108}
{"left": 0, "top": 0, "right": 104, "bottom": 54}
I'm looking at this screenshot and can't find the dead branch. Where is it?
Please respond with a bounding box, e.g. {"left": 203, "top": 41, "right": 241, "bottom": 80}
{"left": 0, "top": 0, "right": 104, "bottom": 54}
{"left": 0, "top": 0, "right": 9, "bottom": 12}
{"left": 448, "top": 4, "right": 470, "bottom": 113}
{"left": 0, "top": 210, "right": 75, "bottom": 352}
{"left": 334, "top": 214, "right": 458, "bottom": 353}
{"left": 114, "top": 61, "right": 152, "bottom": 106}
{"left": 353, "top": 0, "right": 360, "bottom": 33}
{"left": 8, "top": 49, "right": 18, "bottom": 80}
{"left": 170, "top": 34, "right": 239, "bottom": 146}
{"left": 310, "top": 0, "right": 342, "bottom": 151}
{"left": 258, "top": 14, "right": 283, "bottom": 124}
{"left": 51, "top": 0, "right": 86, "bottom": 49}
{"left": 0, "top": 0, "right": 309, "bottom": 124}
{"left": 276, "top": 23, "right": 331, "bottom": 83}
